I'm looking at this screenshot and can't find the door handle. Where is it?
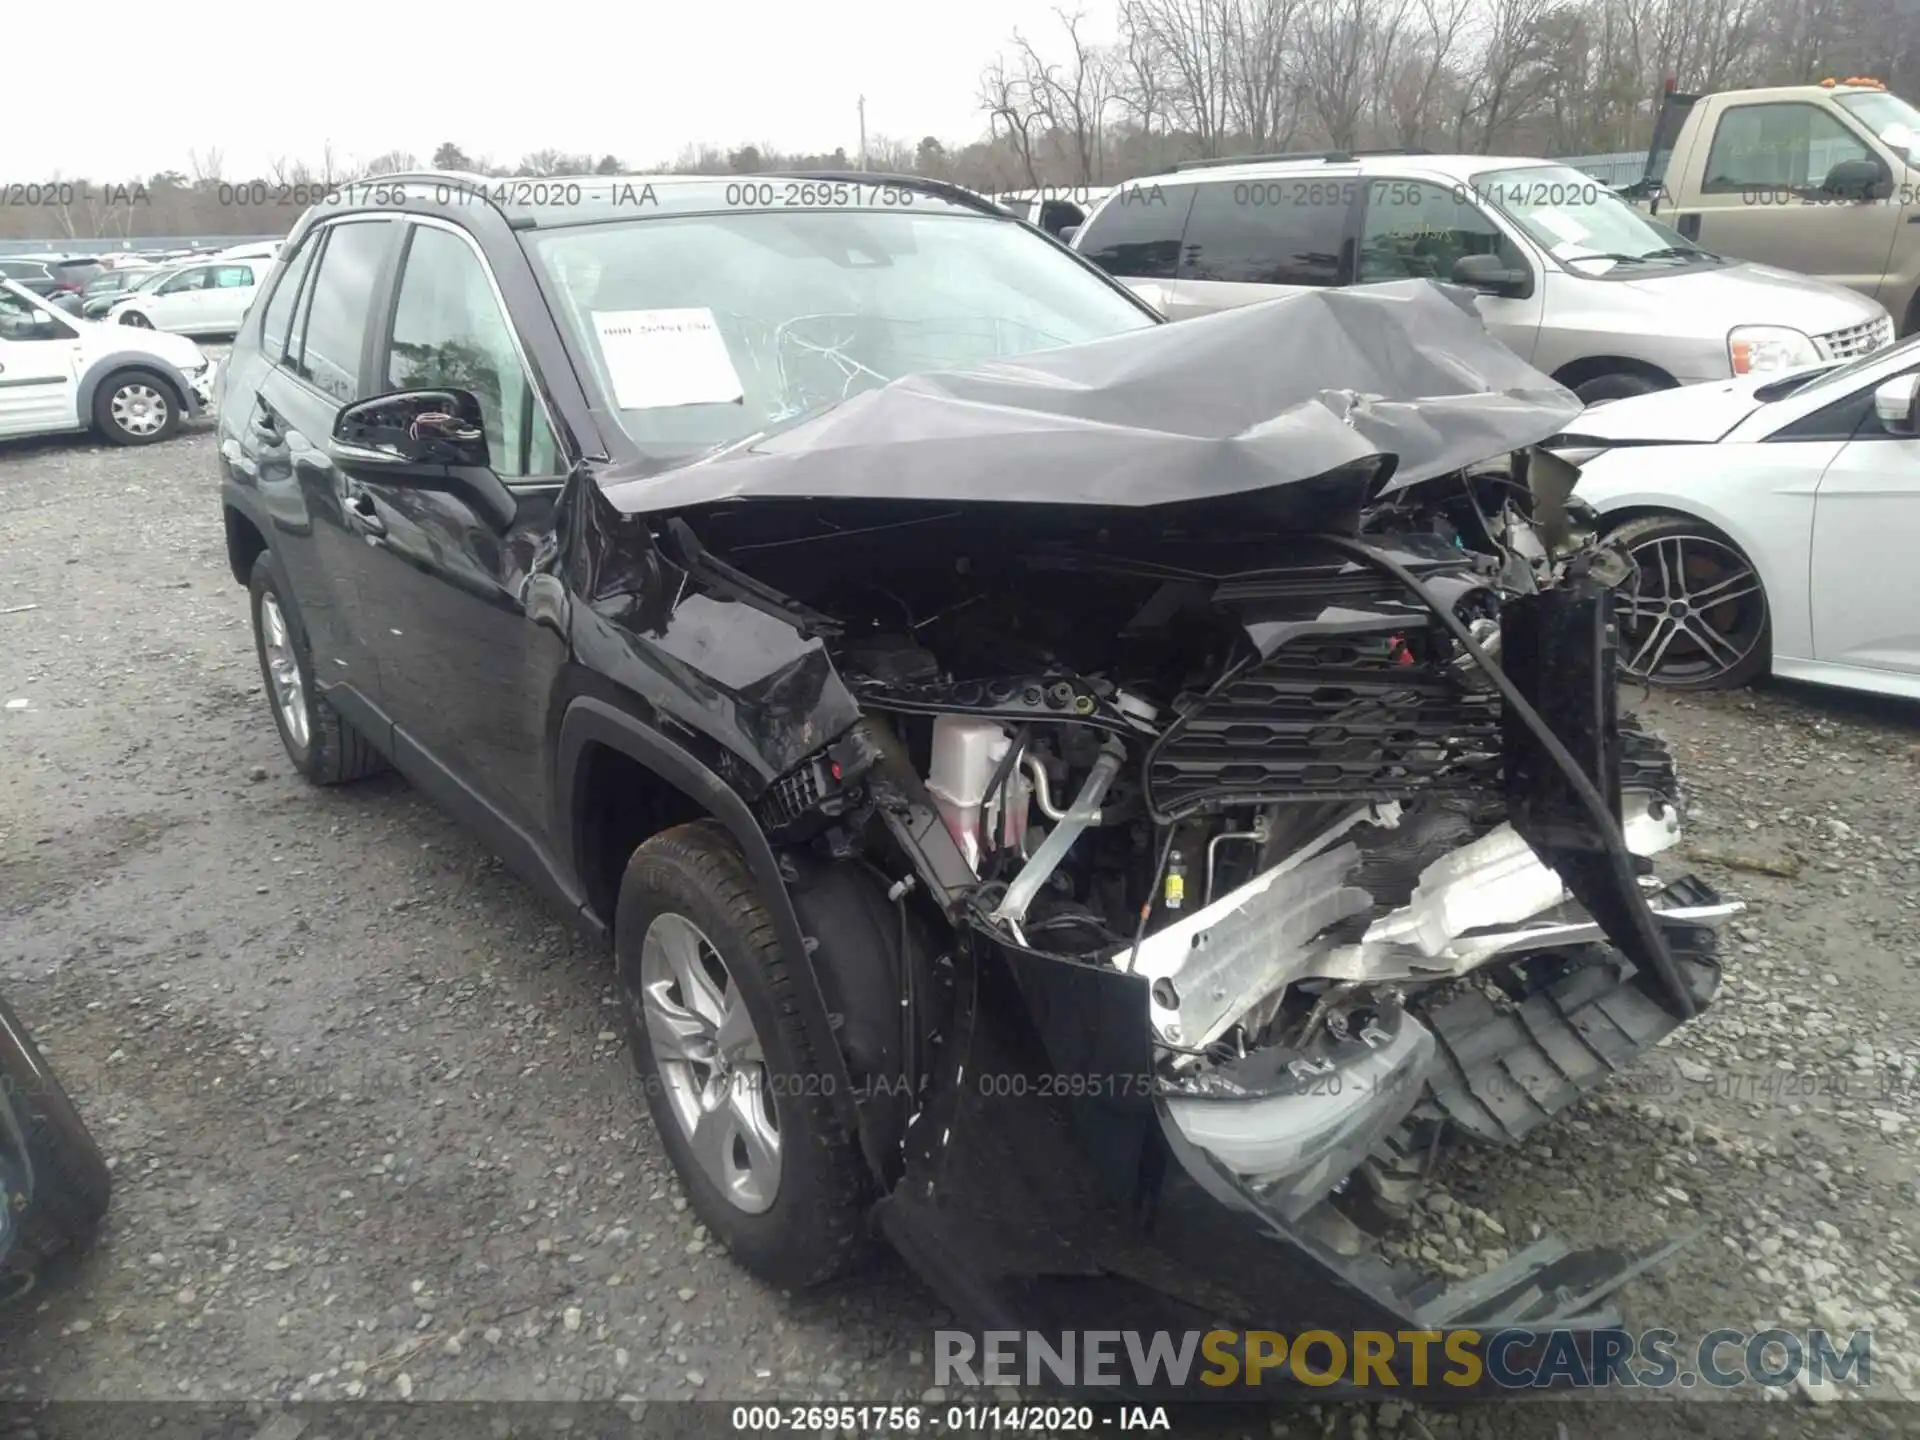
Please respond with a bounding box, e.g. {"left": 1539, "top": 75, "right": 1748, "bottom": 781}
{"left": 345, "top": 491, "right": 387, "bottom": 537}
{"left": 250, "top": 402, "right": 282, "bottom": 441}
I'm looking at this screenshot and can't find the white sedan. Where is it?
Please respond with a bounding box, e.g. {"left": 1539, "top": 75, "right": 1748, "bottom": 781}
{"left": 1552, "top": 337, "right": 1920, "bottom": 696}
{"left": 106, "top": 257, "right": 266, "bottom": 337}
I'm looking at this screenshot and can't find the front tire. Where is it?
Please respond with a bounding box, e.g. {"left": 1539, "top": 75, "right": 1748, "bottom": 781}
{"left": 616, "top": 821, "right": 870, "bottom": 1290}
{"left": 116, "top": 310, "right": 153, "bottom": 329}
{"left": 1610, "top": 514, "right": 1770, "bottom": 689}
{"left": 93, "top": 369, "right": 179, "bottom": 446}
{"left": 247, "top": 551, "right": 387, "bottom": 785}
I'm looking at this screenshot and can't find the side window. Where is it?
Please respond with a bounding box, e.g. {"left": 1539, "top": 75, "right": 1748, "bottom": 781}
{"left": 259, "top": 234, "right": 318, "bottom": 362}
{"left": 1179, "top": 179, "right": 1347, "bottom": 286}
{"left": 1704, "top": 104, "right": 1876, "bottom": 193}
{"left": 0, "top": 288, "right": 73, "bottom": 342}
{"left": 290, "top": 219, "right": 396, "bottom": 404}
{"left": 213, "top": 265, "right": 254, "bottom": 288}
{"left": 1358, "top": 181, "right": 1516, "bottom": 284}
{"left": 158, "top": 266, "right": 210, "bottom": 295}
{"left": 382, "top": 224, "right": 561, "bottom": 479}
{"left": 1076, "top": 185, "right": 1196, "bottom": 281}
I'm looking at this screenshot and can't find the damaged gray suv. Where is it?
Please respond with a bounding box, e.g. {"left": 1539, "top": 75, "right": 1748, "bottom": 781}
{"left": 216, "top": 172, "right": 1736, "bottom": 1392}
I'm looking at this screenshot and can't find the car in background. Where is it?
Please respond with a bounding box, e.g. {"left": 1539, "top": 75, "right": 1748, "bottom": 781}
{"left": 213, "top": 240, "right": 283, "bottom": 261}
{"left": 107, "top": 258, "right": 266, "bottom": 336}
{"left": 1072, "top": 150, "right": 1896, "bottom": 402}
{"left": 0, "top": 257, "right": 90, "bottom": 313}
{"left": 1549, "top": 335, "right": 1920, "bottom": 695}
{"left": 79, "top": 265, "right": 161, "bottom": 317}
{"left": 993, "top": 188, "right": 1106, "bottom": 239}
{"left": 0, "top": 277, "right": 215, "bottom": 444}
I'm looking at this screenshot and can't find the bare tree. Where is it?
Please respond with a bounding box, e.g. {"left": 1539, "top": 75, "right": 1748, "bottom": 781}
{"left": 1300, "top": 0, "right": 1412, "bottom": 148}
{"left": 1123, "top": 0, "right": 1238, "bottom": 155}
{"left": 979, "top": 55, "right": 1046, "bottom": 187}
{"left": 187, "top": 147, "right": 225, "bottom": 186}
{"left": 1384, "top": 0, "right": 1470, "bottom": 143}
{"left": 1009, "top": 10, "right": 1118, "bottom": 182}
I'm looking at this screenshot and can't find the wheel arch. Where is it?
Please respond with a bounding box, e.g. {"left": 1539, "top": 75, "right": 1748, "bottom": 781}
{"left": 224, "top": 505, "right": 269, "bottom": 587}
{"left": 1551, "top": 354, "right": 1680, "bottom": 393}
{"left": 75, "top": 355, "right": 189, "bottom": 423}
{"left": 553, "top": 697, "right": 882, "bottom": 1179}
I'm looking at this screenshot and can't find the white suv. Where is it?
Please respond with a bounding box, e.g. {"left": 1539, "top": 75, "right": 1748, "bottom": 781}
{"left": 106, "top": 258, "right": 266, "bottom": 337}
{"left": 0, "top": 278, "right": 215, "bottom": 445}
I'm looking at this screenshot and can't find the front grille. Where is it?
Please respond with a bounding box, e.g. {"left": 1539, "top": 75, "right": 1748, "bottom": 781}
{"left": 1813, "top": 313, "right": 1895, "bottom": 362}
{"left": 1147, "top": 631, "right": 1503, "bottom": 814}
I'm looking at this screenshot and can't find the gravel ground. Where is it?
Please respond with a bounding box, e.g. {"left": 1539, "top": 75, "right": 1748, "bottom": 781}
{"left": 1, "top": 413, "right": 1916, "bottom": 1437}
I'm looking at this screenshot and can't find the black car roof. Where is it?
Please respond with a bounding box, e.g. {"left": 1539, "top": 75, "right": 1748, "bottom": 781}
{"left": 307, "top": 170, "right": 1014, "bottom": 231}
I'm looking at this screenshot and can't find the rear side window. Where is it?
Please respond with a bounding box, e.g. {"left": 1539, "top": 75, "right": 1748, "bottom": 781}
{"left": 259, "top": 236, "right": 318, "bottom": 361}
{"left": 1179, "top": 179, "right": 1348, "bottom": 286}
{"left": 1076, "top": 185, "right": 1195, "bottom": 280}
{"left": 289, "top": 219, "right": 396, "bottom": 403}
{"left": 212, "top": 265, "right": 254, "bottom": 288}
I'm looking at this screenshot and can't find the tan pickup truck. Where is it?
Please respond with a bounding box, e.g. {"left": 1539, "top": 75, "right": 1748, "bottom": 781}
{"left": 1632, "top": 79, "right": 1920, "bottom": 334}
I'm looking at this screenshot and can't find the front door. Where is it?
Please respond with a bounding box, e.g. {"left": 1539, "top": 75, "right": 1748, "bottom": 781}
{"left": 1810, "top": 359, "right": 1920, "bottom": 674}
{"left": 0, "top": 290, "right": 81, "bottom": 435}
{"left": 331, "top": 218, "right": 572, "bottom": 841}
{"left": 1354, "top": 179, "right": 1545, "bottom": 361}
{"left": 146, "top": 264, "right": 215, "bottom": 332}
{"left": 1681, "top": 101, "right": 1899, "bottom": 301}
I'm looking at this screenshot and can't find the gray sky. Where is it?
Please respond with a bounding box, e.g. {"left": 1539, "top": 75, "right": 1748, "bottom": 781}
{"left": 8, "top": 0, "right": 1097, "bottom": 179}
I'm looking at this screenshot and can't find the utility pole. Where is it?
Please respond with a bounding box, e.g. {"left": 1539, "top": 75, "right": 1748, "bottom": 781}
{"left": 858, "top": 96, "right": 868, "bottom": 171}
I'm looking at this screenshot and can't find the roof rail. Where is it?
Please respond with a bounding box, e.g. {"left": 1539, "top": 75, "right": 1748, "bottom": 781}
{"left": 1170, "top": 147, "right": 1434, "bottom": 172}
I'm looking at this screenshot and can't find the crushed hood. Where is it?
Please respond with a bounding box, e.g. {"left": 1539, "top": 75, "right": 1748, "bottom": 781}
{"left": 598, "top": 280, "right": 1583, "bottom": 518}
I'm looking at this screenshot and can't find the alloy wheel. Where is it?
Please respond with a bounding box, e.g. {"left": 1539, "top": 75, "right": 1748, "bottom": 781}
{"left": 108, "top": 383, "right": 168, "bottom": 438}
{"left": 258, "top": 593, "right": 310, "bottom": 751}
{"left": 1618, "top": 533, "right": 1766, "bottom": 685}
{"left": 637, "top": 912, "right": 782, "bottom": 1214}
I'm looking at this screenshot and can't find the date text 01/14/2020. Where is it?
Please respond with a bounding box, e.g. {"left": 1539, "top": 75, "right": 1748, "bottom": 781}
{"left": 728, "top": 1404, "right": 1173, "bottom": 1433}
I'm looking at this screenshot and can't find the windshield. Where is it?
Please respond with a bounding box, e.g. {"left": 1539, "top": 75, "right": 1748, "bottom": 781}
{"left": 1475, "top": 164, "right": 1715, "bottom": 274}
{"left": 528, "top": 209, "right": 1157, "bottom": 458}
{"left": 1836, "top": 91, "right": 1920, "bottom": 167}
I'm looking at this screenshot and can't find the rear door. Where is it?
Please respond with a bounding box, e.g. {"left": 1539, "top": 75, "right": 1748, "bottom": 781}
{"left": 1354, "top": 176, "right": 1545, "bottom": 360}
{"left": 244, "top": 218, "right": 405, "bottom": 726}
{"left": 1073, "top": 183, "right": 1196, "bottom": 316}
{"left": 207, "top": 263, "right": 260, "bottom": 332}
{"left": 0, "top": 287, "right": 82, "bottom": 435}
{"left": 1173, "top": 175, "right": 1353, "bottom": 319}
{"left": 1676, "top": 101, "right": 1898, "bottom": 299}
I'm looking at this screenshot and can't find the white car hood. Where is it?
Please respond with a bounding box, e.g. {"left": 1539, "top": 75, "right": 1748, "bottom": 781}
{"left": 73, "top": 313, "right": 204, "bottom": 371}
{"left": 1559, "top": 372, "right": 1783, "bottom": 444}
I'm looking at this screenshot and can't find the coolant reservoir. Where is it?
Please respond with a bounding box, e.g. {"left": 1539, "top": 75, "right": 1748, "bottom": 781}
{"left": 926, "top": 716, "right": 1030, "bottom": 871}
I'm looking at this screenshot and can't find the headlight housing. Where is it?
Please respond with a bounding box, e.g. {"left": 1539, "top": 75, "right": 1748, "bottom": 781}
{"left": 1728, "top": 325, "right": 1820, "bottom": 376}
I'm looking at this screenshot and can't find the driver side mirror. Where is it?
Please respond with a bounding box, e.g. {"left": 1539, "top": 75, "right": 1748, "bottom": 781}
{"left": 1451, "top": 251, "right": 1532, "bottom": 299}
{"left": 1873, "top": 374, "right": 1920, "bottom": 435}
{"left": 1058, "top": 225, "right": 1081, "bottom": 245}
{"left": 1822, "top": 157, "right": 1889, "bottom": 202}
{"left": 333, "top": 389, "right": 492, "bottom": 469}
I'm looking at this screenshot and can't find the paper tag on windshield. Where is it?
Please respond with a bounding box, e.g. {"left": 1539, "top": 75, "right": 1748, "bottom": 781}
{"left": 592, "top": 308, "right": 744, "bottom": 409}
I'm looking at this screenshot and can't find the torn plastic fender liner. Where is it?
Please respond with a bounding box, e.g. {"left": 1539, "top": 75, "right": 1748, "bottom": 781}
{"left": 1499, "top": 577, "right": 1704, "bottom": 1018}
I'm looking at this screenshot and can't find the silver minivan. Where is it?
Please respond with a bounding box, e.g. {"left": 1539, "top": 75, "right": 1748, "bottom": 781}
{"left": 1070, "top": 151, "right": 1895, "bottom": 403}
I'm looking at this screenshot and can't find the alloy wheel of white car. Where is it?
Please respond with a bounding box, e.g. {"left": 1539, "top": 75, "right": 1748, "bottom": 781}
{"left": 1613, "top": 518, "right": 1769, "bottom": 688}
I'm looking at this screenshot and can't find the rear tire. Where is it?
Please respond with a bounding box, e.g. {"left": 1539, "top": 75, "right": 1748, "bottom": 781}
{"left": 93, "top": 368, "right": 180, "bottom": 446}
{"left": 615, "top": 821, "right": 871, "bottom": 1290}
{"left": 1573, "top": 371, "right": 1668, "bottom": 405}
{"left": 247, "top": 551, "right": 387, "bottom": 785}
{"left": 0, "top": 997, "right": 111, "bottom": 1280}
